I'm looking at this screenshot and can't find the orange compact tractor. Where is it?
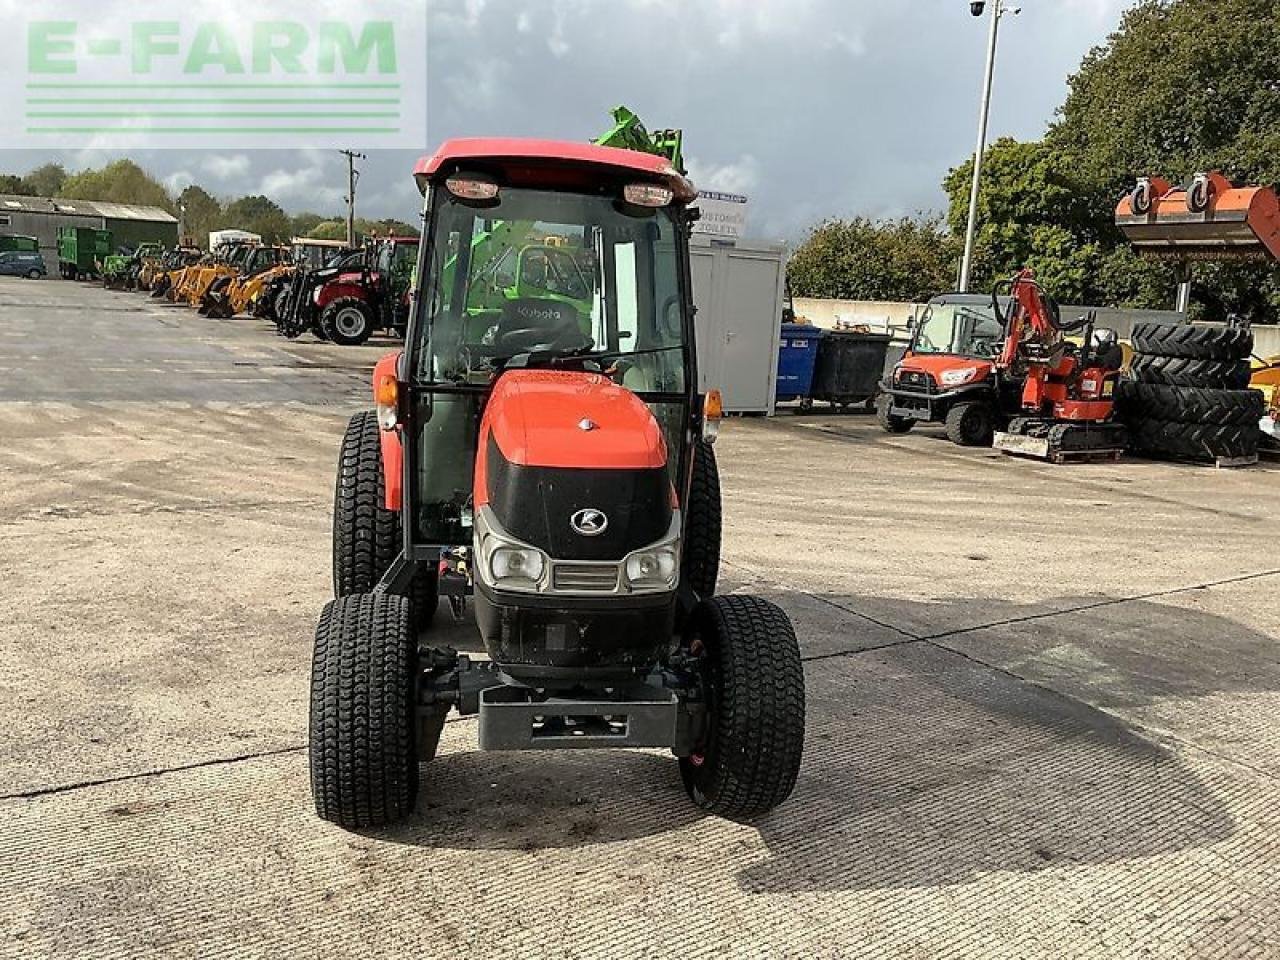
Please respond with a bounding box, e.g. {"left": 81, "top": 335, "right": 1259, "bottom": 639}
{"left": 309, "top": 137, "right": 806, "bottom": 829}
{"left": 990, "top": 270, "right": 1128, "bottom": 462}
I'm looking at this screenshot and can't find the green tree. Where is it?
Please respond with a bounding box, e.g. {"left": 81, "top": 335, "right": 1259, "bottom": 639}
{"left": 21, "top": 163, "right": 67, "bottom": 198}
{"left": 289, "top": 211, "right": 327, "bottom": 238}
{"left": 307, "top": 220, "right": 348, "bottom": 241}
{"left": 59, "top": 160, "right": 174, "bottom": 211}
{"left": 220, "top": 195, "right": 291, "bottom": 244}
{"left": 176, "top": 185, "right": 222, "bottom": 245}
{"left": 0, "top": 174, "right": 24, "bottom": 195}
{"left": 788, "top": 216, "right": 960, "bottom": 303}
{"left": 945, "top": 0, "right": 1280, "bottom": 319}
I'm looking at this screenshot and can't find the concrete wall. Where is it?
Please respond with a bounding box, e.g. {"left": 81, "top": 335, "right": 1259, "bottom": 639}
{"left": 793, "top": 298, "right": 916, "bottom": 337}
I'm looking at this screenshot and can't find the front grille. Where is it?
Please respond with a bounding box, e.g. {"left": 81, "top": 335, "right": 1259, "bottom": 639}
{"left": 552, "top": 563, "right": 620, "bottom": 593}
{"left": 898, "top": 371, "right": 937, "bottom": 394}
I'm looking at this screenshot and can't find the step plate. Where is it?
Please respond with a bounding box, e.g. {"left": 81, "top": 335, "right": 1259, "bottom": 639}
{"left": 478, "top": 687, "right": 680, "bottom": 752}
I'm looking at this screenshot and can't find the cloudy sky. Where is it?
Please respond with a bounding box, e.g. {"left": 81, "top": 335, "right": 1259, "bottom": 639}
{"left": 0, "top": 0, "right": 1136, "bottom": 240}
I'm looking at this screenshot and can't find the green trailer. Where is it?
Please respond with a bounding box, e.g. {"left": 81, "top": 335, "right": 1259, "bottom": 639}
{"left": 0, "top": 235, "right": 39, "bottom": 254}
{"left": 57, "top": 226, "right": 112, "bottom": 280}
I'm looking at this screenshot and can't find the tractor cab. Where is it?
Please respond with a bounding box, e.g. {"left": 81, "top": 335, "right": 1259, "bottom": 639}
{"left": 307, "top": 138, "right": 806, "bottom": 831}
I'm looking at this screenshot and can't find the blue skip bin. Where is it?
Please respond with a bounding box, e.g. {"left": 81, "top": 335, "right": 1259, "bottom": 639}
{"left": 775, "top": 323, "right": 825, "bottom": 402}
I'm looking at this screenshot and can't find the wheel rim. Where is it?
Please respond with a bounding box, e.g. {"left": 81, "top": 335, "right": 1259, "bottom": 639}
{"left": 333, "top": 307, "right": 367, "bottom": 338}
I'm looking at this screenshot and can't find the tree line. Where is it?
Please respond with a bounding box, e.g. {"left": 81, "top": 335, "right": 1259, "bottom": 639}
{"left": 0, "top": 160, "right": 418, "bottom": 247}
{"left": 789, "top": 0, "right": 1280, "bottom": 322}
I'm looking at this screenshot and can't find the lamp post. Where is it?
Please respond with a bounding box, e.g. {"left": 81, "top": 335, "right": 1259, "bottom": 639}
{"left": 958, "top": 0, "right": 1019, "bottom": 293}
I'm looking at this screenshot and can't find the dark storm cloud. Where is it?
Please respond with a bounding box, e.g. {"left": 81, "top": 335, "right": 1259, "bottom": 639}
{"left": 0, "top": 0, "right": 1131, "bottom": 240}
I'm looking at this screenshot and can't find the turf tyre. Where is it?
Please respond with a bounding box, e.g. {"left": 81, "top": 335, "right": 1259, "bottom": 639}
{"left": 682, "top": 440, "right": 722, "bottom": 599}
{"left": 680, "top": 595, "right": 806, "bottom": 822}
{"left": 332, "top": 412, "right": 437, "bottom": 626}
{"left": 309, "top": 592, "right": 418, "bottom": 829}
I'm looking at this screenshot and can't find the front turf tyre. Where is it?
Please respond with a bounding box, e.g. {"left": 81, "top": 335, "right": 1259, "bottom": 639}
{"left": 321, "top": 298, "right": 375, "bottom": 346}
{"left": 682, "top": 440, "right": 722, "bottom": 599}
{"left": 681, "top": 595, "right": 806, "bottom": 822}
{"left": 310, "top": 593, "right": 418, "bottom": 829}
{"left": 876, "top": 394, "right": 914, "bottom": 434}
{"left": 333, "top": 411, "right": 438, "bottom": 627}
{"left": 945, "top": 400, "right": 994, "bottom": 447}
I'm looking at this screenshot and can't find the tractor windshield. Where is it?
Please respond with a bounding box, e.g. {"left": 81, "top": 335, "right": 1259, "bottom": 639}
{"left": 406, "top": 184, "right": 691, "bottom": 546}
{"left": 413, "top": 186, "right": 686, "bottom": 394}
{"left": 913, "top": 300, "right": 1006, "bottom": 359}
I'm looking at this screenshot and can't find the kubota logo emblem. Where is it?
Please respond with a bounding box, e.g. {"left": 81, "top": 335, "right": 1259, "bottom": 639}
{"left": 570, "top": 509, "right": 609, "bottom": 537}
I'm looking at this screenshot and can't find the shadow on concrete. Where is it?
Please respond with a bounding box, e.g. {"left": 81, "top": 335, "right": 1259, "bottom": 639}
{"left": 739, "top": 593, "right": 1258, "bottom": 893}
{"left": 371, "top": 749, "right": 700, "bottom": 851}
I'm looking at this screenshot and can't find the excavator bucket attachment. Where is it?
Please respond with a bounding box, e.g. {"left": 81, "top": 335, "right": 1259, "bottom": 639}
{"left": 1116, "top": 172, "right": 1280, "bottom": 262}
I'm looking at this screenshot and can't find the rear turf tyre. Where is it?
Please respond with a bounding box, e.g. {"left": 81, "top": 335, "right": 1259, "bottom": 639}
{"left": 1115, "top": 381, "right": 1264, "bottom": 426}
{"left": 27, "top": 269, "right": 41, "bottom": 280}
{"left": 945, "top": 400, "right": 994, "bottom": 447}
{"left": 309, "top": 592, "right": 418, "bottom": 829}
{"left": 681, "top": 595, "right": 805, "bottom": 822}
{"left": 876, "top": 394, "right": 913, "bottom": 434}
{"left": 1130, "top": 322, "right": 1253, "bottom": 361}
{"left": 1129, "top": 355, "right": 1252, "bottom": 389}
{"left": 322, "top": 298, "right": 375, "bottom": 346}
{"left": 682, "top": 440, "right": 722, "bottom": 599}
{"left": 332, "top": 411, "right": 437, "bottom": 627}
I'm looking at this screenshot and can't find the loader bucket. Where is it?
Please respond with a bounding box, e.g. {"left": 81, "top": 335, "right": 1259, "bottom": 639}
{"left": 1115, "top": 172, "right": 1280, "bottom": 263}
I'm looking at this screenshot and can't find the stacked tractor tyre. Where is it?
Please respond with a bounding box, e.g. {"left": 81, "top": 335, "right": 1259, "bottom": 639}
{"left": 1117, "top": 323, "right": 1263, "bottom": 463}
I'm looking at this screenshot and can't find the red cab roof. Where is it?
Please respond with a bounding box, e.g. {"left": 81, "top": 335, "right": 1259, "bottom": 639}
{"left": 414, "top": 138, "right": 697, "bottom": 202}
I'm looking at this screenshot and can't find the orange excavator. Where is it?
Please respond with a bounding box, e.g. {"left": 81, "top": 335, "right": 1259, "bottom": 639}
{"left": 991, "top": 270, "right": 1129, "bottom": 462}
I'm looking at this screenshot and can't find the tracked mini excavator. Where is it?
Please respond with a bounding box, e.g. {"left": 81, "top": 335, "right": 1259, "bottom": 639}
{"left": 991, "top": 269, "right": 1129, "bottom": 462}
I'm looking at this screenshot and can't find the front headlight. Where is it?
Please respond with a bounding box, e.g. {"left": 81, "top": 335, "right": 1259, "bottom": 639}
{"left": 624, "top": 546, "right": 678, "bottom": 590}
{"left": 475, "top": 507, "right": 549, "bottom": 594}
{"left": 941, "top": 367, "right": 981, "bottom": 387}
{"left": 490, "top": 547, "right": 545, "bottom": 583}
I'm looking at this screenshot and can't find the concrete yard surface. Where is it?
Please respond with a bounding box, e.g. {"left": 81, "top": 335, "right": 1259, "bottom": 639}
{"left": 1, "top": 277, "right": 1278, "bottom": 959}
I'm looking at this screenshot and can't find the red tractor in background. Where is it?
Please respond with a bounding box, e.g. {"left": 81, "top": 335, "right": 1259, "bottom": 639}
{"left": 311, "top": 236, "right": 419, "bottom": 345}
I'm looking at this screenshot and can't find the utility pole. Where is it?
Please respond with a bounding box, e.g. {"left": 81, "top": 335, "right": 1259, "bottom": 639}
{"left": 959, "top": 0, "right": 1019, "bottom": 293}
{"left": 340, "top": 149, "right": 367, "bottom": 247}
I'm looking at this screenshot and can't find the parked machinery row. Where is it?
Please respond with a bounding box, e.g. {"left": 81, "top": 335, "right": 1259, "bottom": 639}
{"left": 111, "top": 235, "right": 419, "bottom": 347}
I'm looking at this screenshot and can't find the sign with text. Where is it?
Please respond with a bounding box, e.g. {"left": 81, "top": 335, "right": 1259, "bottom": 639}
{"left": 2, "top": 0, "right": 426, "bottom": 148}
{"left": 694, "top": 191, "right": 750, "bottom": 241}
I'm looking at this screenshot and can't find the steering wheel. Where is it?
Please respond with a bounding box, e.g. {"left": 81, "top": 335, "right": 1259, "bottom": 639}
{"left": 497, "top": 325, "right": 592, "bottom": 355}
